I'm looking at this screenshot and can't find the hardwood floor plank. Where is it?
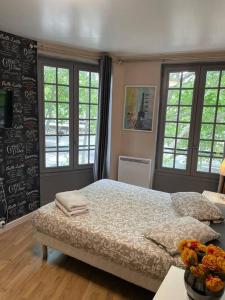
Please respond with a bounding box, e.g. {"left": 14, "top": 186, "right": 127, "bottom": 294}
{"left": 0, "top": 220, "right": 154, "bottom": 300}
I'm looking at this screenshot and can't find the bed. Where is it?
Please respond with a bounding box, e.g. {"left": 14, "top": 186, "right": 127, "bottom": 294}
{"left": 32, "top": 179, "right": 224, "bottom": 292}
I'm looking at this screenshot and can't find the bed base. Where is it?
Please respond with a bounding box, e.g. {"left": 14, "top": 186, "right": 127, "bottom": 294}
{"left": 33, "top": 230, "right": 161, "bottom": 293}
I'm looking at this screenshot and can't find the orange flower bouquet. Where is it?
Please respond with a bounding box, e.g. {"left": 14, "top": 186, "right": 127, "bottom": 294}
{"left": 179, "top": 240, "right": 225, "bottom": 300}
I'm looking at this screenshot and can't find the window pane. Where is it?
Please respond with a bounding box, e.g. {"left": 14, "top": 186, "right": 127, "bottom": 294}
{"left": 89, "top": 150, "right": 95, "bottom": 163}
{"left": 90, "top": 105, "right": 98, "bottom": 119}
{"left": 176, "top": 139, "right": 188, "bottom": 150}
{"left": 219, "top": 89, "right": 225, "bottom": 105}
{"left": 45, "top": 102, "right": 56, "bottom": 118}
{"left": 220, "top": 71, "right": 225, "bottom": 87}
{"left": 179, "top": 107, "right": 192, "bottom": 122}
{"left": 79, "top": 71, "right": 90, "bottom": 87}
{"left": 166, "top": 106, "right": 178, "bottom": 122}
{"left": 182, "top": 72, "right": 195, "bottom": 88}
{"left": 45, "top": 136, "right": 57, "bottom": 148}
{"left": 205, "top": 71, "right": 220, "bottom": 87}
{"left": 199, "top": 140, "right": 212, "bottom": 153}
{"left": 202, "top": 107, "right": 216, "bottom": 123}
{"left": 215, "top": 124, "right": 225, "bottom": 140}
{"left": 90, "top": 135, "right": 96, "bottom": 145}
{"left": 91, "top": 72, "right": 99, "bottom": 88}
{"left": 79, "top": 151, "right": 89, "bottom": 164}
{"left": 197, "top": 157, "right": 210, "bottom": 172}
{"left": 79, "top": 120, "right": 89, "bottom": 134}
{"left": 45, "top": 152, "right": 57, "bottom": 167}
{"left": 169, "top": 72, "right": 181, "bottom": 88}
{"left": 175, "top": 155, "right": 187, "bottom": 170}
{"left": 45, "top": 119, "right": 56, "bottom": 135}
{"left": 58, "top": 68, "right": 69, "bottom": 85}
{"left": 58, "top": 152, "right": 69, "bottom": 166}
{"left": 79, "top": 104, "right": 89, "bottom": 119}
{"left": 58, "top": 103, "right": 69, "bottom": 119}
{"left": 90, "top": 120, "right": 97, "bottom": 134}
{"left": 79, "top": 88, "right": 89, "bottom": 103}
{"left": 164, "top": 123, "right": 177, "bottom": 137}
{"left": 58, "top": 136, "right": 69, "bottom": 147}
{"left": 44, "top": 84, "right": 56, "bottom": 101}
{"left": 90, "top": 89, "right": 98, "bottom": 104}
{"left": 167, "top": 90, "right": 179, "bottom": 105}
{"left": 58, "top": 86, "right": 69, "bottom": 102}
{"left": 216, "top": 107, "right": 225, "bottom": 123}
{"left": 58, "top": 120, "right": 69, "bottom": 135}
{"left": 164, "top": 138, "right": 175, "bottom": 149}
{"left": 200, "top": 124, "right": 214, "bottom": 139}
{"left": 44, "top": 66, "right": 56, "bottom": 84}
{"left": 162, "top": 153, "right": 174, "bottom": 168}
{"left": 213, "top": 141, "right": 224, "bottom": 155}
{"left": 204, "top": 89, "right": 218, "bottom": 105}
{"left": 211, "top": 158, "right": 222, "bottom": 173}
{"left": 180, "top": 90, "right": 193, "bottom": 105}
{"left": 177, "top": 123, "right": 190, "bottom": 138}
{"left": 79, "top": 135, "right": 89, "bottom": 147}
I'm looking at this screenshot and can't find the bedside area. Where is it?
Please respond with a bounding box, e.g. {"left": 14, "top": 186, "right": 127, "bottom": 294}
{"left": 153, "top": 266, "right": 225, "bottom": 300}
{"left": 203, "top": 190, "right": 225, "bottom": 250}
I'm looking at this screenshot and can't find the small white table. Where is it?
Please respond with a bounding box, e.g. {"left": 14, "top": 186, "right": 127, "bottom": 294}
{"left": 203, "top": 190, "right": 225, "bottom": 205}
{"left": 153, "top": 266, "right": 225, "bottom": 300}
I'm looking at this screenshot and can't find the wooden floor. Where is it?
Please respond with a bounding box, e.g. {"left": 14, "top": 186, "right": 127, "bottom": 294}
{"left": 0, "top": 221, "right": 155, "bottom": 300}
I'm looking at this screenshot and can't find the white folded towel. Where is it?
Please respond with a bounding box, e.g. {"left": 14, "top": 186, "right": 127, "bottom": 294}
{"left": 55, "top": 190, "right": 88, "bottom": 212}
{"left": 55, "top": 200, "right": 89, "bottom": 217}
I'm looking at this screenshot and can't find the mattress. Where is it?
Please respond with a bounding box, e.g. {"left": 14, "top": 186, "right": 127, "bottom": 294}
{"left": 32, "top": 179, "right": 182, "bottom": 281}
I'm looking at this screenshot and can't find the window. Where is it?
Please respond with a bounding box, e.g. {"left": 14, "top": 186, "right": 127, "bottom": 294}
{"left": 43, "top": 66, "right": 70, "bottom": 168}
{"left": 197, "top": 70, "right": 225, "bottom": 173}
{"left": 39, "top": 58, "right": 99, "bottom": 170}
{"left": 163, "top": 71, "right": 195, "bottom": 170}
{"left": 157, "top": 64, "right": 225, "bottom": 176}
{"left": 78, "top": 71, "right": 99, "bottom": 164}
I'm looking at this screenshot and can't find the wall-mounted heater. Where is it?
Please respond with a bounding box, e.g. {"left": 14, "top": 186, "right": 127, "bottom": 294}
{"left": 118, "top": 156, "right": 152, "bottom": 188}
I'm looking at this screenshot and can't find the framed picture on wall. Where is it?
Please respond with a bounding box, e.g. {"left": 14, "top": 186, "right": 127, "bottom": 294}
{"left": 123, "top": 85, "right": 156, "bottom": 132}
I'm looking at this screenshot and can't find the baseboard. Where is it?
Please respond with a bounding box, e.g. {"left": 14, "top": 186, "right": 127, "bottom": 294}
{"left": 0, "top": 211, "right": 34, "bottom": 234}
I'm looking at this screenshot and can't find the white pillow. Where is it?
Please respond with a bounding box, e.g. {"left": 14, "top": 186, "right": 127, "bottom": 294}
{"left": 144, "top": 216, "right": 220, "bottom": 255}
{"left": 171, "top": 192, "right": 224, "bottom": 223}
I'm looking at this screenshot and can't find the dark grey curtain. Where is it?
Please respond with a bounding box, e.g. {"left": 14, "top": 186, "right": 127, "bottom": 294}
{"left": 93, "top": 55, "right": 112, "bottom": 181}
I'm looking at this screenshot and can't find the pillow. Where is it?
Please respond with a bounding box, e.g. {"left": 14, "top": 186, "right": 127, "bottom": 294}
{"left": 144, "top": 216, "right": 220, "bottom": 256}
{"left": 171, "top": 192, "right": 224, "bottom": 223}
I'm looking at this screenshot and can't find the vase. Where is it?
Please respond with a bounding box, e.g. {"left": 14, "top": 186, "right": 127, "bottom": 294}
{"left": 184, "top": 269, "right": 224, "bottom": 300}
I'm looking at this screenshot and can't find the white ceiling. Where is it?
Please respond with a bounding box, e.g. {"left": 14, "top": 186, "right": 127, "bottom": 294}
{"left": 1, "top": 0, "right": 225, "bottom": 55}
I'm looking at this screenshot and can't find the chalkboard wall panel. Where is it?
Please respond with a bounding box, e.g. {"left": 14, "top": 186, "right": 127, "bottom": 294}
{"left": 0, "top": 30, "right": 40, "bottom": 223}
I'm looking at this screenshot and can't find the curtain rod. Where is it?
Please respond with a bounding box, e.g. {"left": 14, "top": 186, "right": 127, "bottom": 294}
{"left": 36, "top": 41, "right": 103, "bottom": 62}
{"left": 113, "top": 50, "right": 225, "bottom": 64}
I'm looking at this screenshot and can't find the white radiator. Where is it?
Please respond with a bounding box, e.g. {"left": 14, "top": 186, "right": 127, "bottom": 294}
{"left": 118, "top": 156, "right": 152, "bottom": 188}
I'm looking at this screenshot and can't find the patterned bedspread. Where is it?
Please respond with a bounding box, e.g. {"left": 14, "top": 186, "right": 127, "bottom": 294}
{"left": 32, "top": 179, "right": 182, "bottom": 280}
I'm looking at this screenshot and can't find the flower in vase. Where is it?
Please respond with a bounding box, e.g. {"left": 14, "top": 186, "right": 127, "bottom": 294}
{"left": 206, "top": 275, "right": 225, "bottom": 293}
{"left": 190, "top": 264, "right": 206, "bottom": 277}
{"left": 181, "top": 247, "right": 198, "bottom": 266}
{"left": 207, "top": 244, "right": 225, "bottom": 257}
{"left": 202, "top": 255, "right": 218, "bottom": 271}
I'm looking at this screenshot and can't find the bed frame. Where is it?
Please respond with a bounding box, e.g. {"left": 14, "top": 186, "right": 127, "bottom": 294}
{"left": 34, "top": 230, "right": 162, "bottom": 292}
